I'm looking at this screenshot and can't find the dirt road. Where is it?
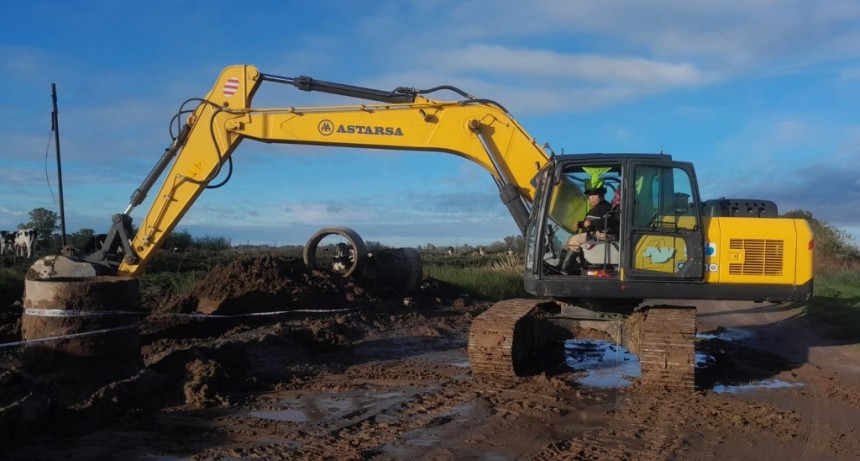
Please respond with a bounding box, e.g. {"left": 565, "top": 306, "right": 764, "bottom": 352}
{"left": 2, "top": 257, "right": 859, "bottom": 460}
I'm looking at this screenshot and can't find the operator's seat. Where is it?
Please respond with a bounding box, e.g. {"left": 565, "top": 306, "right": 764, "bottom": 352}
{"left": 582, "top": 237, "right": 620, "bottom": 266}
{"left": 582, "top": 207, "right": 621, "bottom": 267}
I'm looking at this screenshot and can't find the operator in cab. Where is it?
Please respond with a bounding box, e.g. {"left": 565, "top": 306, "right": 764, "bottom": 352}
{"left": 560, "top": 186, "right": 613, "bottom": 273}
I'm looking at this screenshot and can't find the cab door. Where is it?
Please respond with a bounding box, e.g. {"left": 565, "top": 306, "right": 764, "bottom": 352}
{"left": 623, "top": 162, "right": 704, "bottom": 280}
{"left": 524, "top": 160, "right": 556, "bottom": 275}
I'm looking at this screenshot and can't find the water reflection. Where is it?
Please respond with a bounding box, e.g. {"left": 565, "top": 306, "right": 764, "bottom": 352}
{"left": 563, "top": 339, "right": 640, "bottom": 388}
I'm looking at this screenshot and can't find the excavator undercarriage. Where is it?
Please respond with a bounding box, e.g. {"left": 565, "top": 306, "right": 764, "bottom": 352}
{"left": 468, "top": 300, "right": 697, "bottom": 389}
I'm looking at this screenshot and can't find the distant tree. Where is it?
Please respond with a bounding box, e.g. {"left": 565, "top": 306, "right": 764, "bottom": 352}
{"left": 487, "top": 241, "right": 508, "bottom": 253}
{"left": 503, "top": 235, "right": 526, "bottom": 253}
{"left": 20, "top": 207, "right": 59, "bottom": 239}
{"left": 68, "top": 228, "right": 96, "bottom": 249}
{"left": 192, "top": 235, "right": 231, "bottom": 251}
{"left": 164, "top": 229, "right": 193, "bottom": 252}
{"left": 783, "top": 210, "right": 860, "bottom": 273}
{"left": 365, "top": 241, "right": 386, "bottom": 251}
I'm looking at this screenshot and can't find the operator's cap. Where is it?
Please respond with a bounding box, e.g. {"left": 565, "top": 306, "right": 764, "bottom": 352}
{"left": 584, "top": 186, "right": 606, "bottom": 196}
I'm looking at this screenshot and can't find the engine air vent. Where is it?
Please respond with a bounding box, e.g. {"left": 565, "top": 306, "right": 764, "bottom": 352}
{"left": 728, "top": 239, "right": 784, "bottom": 276}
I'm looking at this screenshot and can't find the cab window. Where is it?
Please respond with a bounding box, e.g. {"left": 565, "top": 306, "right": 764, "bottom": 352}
{"left": 632, "top": 166, "right": 697, "bottom": 230}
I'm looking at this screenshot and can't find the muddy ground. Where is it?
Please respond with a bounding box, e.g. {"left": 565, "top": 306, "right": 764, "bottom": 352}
{"left": 1, "top": 255, "right": 859, "bottom": 460}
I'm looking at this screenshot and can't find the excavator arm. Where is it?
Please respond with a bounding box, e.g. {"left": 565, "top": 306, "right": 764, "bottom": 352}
{"left": 55, "top": 65, "right": 550, "bottom": 277}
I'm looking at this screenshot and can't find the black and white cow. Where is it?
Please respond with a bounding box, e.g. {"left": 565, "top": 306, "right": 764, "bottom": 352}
{"left": 0, "top": 231, "right": 15, "bottom": 256}
{"left": 15, "top": 229, "right": 37, "bottom": 258}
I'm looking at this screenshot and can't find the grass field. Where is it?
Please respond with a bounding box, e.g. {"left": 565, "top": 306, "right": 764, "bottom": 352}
{"left": 2, "top": 247, "right": 859, "bottom": 344}
{"left": 800, "top": 270, "right": 860, "bottom": 341}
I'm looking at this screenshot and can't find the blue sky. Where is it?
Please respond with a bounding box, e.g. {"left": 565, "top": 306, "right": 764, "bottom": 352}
{"left": 2, "top": 1, "right": 859, "bottom": 248}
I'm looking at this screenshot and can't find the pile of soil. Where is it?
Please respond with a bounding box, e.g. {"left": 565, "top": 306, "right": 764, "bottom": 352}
{"left": 1, "top": 256, "right": 859, "bottom": 460}
{"left": 161, "top": 255, "right": 382, "bottom": 315}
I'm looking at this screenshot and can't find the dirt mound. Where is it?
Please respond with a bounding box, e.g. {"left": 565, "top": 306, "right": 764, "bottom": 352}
{"left": 163, "top": 255, "right": 379, "bottom": 315}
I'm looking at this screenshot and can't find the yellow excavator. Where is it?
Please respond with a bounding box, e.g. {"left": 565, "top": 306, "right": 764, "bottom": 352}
{"left": 32, "top": 64, "right": 814, "bottom": 388}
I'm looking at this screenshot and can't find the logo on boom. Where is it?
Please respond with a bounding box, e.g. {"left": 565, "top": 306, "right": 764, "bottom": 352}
{"left": 318, "top": 120, "right": 335, "bottom": 136}
{"left": 317, "top": 120, "right": 405, "bottom": 137}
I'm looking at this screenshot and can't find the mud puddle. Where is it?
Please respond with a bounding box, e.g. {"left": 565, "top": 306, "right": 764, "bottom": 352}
{"left": 565, "top": 327, "right": 808, "bottom": 393}
{"left": 563, "top": 339, "right": 640, "bottom": 388}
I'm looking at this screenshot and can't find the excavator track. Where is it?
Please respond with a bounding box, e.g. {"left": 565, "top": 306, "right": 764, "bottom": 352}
{"left": 468, "top": 299, "right": 555, "bottom": 382}
{"left": 637, "top": 306, "right": 696, "bottom": 389}
{"left": 469, "top": 300, "right": 697, "bottom": 389}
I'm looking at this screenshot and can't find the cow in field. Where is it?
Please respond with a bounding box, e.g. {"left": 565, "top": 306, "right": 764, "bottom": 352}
{"left": 15, "top": 229, "right": 37, "bottom": 258}
{"left": 0, "top": 231, "right": 15, "bottom": 256}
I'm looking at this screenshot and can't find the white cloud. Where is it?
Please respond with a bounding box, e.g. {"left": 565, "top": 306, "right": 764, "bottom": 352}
{"left": 435, "top": 45, "right": 711, "bottom": 87}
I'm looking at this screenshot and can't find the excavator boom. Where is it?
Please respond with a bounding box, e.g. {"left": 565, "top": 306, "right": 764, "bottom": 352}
{"left": 113, "top": 65, "right": 549, "bottom": 276}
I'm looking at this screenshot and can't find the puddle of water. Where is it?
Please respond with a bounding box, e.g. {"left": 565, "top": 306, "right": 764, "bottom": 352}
{"left": 248, "top": 396, "right": 353, "bottom": 423}
{"left": 317, "top": 397, "right": 354, "bottom": 412}
{"left": 696, "top": 352, "right": 717, "bottom": 368}
{"left": 563, "top": 339, "right": 640, "bottom": 388}
{"left": 697, "top": 327, "right": 755, "bottom": 342}
{"left": 247, "top": 390, "right": 419, "bottom": 425}
{"left": 713, "top": 379, "right": 803, "bottom": 394}
{"left": 563, "top": 335, "right": 801, "bottom": 392}
{"left": 248, "top": 408, "right": 309, "bottom": 422}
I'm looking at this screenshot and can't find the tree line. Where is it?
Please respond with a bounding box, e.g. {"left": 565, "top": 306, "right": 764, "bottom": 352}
{"left": 8, "top": 207, "right": 230, "bottom": 254}
{"left": 9, "top": 207, "right": 860, "bottom": 266}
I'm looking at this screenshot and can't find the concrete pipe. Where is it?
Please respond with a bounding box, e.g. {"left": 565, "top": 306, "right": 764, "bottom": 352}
{"left": 363, "top": 248, "right": 423, "bottom": 295}
{"left": 303, "top": 226, "right": 368, "bottom": 277}
{"left": 21, "top": 276, "right": 143, "bottom": 379}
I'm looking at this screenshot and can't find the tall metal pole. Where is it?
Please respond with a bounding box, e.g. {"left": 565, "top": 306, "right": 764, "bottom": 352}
{"left": 51, "top": 83, "right": 67, "bottom": 247}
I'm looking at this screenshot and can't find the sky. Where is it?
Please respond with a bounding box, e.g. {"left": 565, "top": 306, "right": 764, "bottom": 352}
{"left": 2, "top": 1, "right": 859, "bottom": 249}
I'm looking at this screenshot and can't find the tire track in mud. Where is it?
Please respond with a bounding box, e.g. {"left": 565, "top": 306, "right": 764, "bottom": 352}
{"left": 180, "top": 352, "right": 482, "bottom": 460}
{"left": 533, "top": 389, "right": 711, "bottom": 461}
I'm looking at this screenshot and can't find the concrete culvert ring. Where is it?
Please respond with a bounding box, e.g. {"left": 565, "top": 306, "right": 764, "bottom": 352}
{"left": 21, "top": 276, "right": 143, "bottom": 379}
{"left": 303, "top": 226, "right": 368, "bottom": 277}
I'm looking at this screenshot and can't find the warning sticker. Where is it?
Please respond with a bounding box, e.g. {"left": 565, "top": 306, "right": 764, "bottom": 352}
{"left": 223, "top": 77, "right": 240, "bottom": 97}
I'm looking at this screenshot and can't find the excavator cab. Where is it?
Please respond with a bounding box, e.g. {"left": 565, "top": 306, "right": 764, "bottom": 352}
{"left": 524, "top": 154, "right": 707, "bottom": 301}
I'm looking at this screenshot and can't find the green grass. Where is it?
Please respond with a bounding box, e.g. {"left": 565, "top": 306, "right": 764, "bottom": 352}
{"left": 812, "top": 270, "right": 860, "bottom": 298}
{"left": 424, "top": 264, "right": 529, "bottom": 301}
{"left": 138, "top": 270, "right": 209, "bottom": 301}
{"left": 799, "top": 270, "right": 860, "bottom": 341}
